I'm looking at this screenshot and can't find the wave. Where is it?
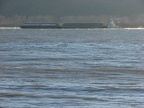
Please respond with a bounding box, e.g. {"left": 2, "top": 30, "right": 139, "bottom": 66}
{"left": 0, "top": 92, "right": 102, "bottom": 101}
{"left": 124, "top": 28, "right": 144, "bottom": 30}
{"left": 0, "top": 27, "right": 20, "bottom": 29}
{"left": 0, "top": 92, "right": 38, "bottom": 98}
{"left": 1, "top": 66, "right": 144, "bottom": 73}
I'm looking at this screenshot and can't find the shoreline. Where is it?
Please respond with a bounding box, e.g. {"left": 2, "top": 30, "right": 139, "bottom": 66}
{"left": 0, "top": 27, "right": 144, "bottom": 30}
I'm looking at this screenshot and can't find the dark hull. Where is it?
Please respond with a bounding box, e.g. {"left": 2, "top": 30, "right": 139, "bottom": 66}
{"left": 20, "top": 23, "right": 106, "bottom": 29}
{"left": 20, "top": 23, "right": 61, "bottom": 29}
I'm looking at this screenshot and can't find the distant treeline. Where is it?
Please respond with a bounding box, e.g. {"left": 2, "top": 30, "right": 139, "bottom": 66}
{"left": 0, "top": 15, "right": 144, "bottom": 28}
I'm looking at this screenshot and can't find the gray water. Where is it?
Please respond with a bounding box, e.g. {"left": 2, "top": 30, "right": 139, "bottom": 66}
{"left": 0, "top": 28, "right": 144, "bottom": 108}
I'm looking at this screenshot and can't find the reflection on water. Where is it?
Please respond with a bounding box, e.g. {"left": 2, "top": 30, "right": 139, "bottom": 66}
{"left": 0, "top": 29, "right": 144, "bottom": 108}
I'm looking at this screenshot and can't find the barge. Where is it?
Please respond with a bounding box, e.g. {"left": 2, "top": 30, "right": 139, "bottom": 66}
{"left": 20, "top": 23, "right": 106, "bottom": 29}
{"left": 62, "top": 23, "right": 105, "bottom": 28}
{"left": 20, "top": 23, "right": 60, "bottom": 29}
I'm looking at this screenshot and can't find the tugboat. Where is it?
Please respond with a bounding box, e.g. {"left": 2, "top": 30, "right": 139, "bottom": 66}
{"left": 107, "top": 19, "right": 116, "bottom": 28}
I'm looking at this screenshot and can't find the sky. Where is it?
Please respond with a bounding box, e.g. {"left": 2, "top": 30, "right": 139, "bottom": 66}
{"left": 0, "top": 0, "right": 144, "bottom": 17}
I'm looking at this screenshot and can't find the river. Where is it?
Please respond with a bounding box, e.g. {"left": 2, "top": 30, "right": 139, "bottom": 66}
{"left": 0, "top": 28, "right": 144, "bottom": 108}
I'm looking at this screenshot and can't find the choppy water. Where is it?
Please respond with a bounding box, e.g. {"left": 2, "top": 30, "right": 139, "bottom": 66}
{"left": 0, "top": 28, "right": 144, "bottom": 108}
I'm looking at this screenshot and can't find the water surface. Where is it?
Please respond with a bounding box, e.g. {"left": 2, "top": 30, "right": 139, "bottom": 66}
{"left": 0, "top": 28, "right": 144, "bottom": 108}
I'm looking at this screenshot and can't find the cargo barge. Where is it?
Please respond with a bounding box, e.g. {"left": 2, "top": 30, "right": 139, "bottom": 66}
{"left": 20, "top": 23, "right": 106, "bottom": 29}
{"left": 62, "top": 23, "right": 105, "bottom": 28}
{"left": 20, "top": 23, "right": 61, "bottom": 29}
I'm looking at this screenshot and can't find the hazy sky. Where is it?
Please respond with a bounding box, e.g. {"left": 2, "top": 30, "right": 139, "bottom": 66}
{"left": 0, "top": 0, "right": 144, "bottom": 17}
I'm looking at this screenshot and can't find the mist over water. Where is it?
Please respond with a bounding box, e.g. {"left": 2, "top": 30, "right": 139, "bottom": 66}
{"left": 1, "top": 0, "right": 144, "bottom": 16}
{"left": 0, "top": 0, "right": 144, "bottom": 27}
{"left": 0, "top": 29, "right": 144, "bottom": 108}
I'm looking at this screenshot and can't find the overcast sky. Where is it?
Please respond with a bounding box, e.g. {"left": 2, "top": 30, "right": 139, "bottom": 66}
{"left": 0, "top": 0, "right": 144, "bottom": 17}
